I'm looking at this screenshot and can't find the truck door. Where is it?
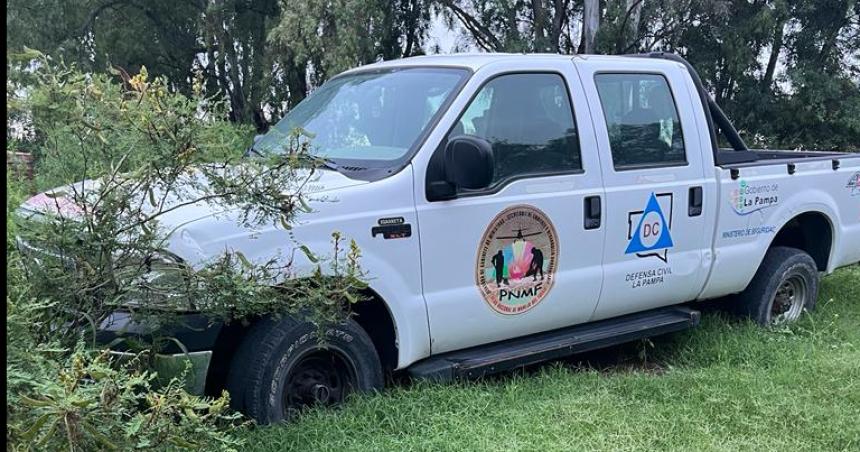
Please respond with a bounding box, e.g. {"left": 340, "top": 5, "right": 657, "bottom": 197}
{"left": 574, "top": 61, "right": 712, "bottom": 320}
{"left": 415, "top": 63, "right": 606, "bottom": 354}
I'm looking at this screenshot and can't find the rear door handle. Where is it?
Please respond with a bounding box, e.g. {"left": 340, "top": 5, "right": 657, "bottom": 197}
{"left": 689, "top": 186, "right": 703, "bottom": 217}
{"left": 584, "top": 196, "right": 601, "bottom": 230}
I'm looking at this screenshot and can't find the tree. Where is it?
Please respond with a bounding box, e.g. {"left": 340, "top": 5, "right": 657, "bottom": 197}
{"left": 7, "top": 0, "right": 204, "bottom": 94}
{"left": 580, "top": 0, "right": 599, "bottom": 53}
{"left": 435, "top": 0, "right": 580, "bottom": 52}
{"left": 7, "top": 0, "right": 290, "bottom": 132}
{"left": 268, "top": 0, "right": 432, "bottom": 87}
{"left": 8, "top": 0, "right": 859, "bottom": 149}
{"left": 199, "top": 0, "right": 282, "bottom": 131}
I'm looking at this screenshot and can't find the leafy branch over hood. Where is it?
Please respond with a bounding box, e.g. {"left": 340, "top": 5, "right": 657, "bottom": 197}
{"left": 12, "top": 51, "right": 367, "bottom": 351}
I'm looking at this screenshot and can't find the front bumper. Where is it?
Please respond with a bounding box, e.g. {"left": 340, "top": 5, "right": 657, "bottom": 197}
{"left": 108, "top": 349, "right": 213, "bottom": 395}
{"left": 98, "top": 311, "right": 224, "bottom": 395}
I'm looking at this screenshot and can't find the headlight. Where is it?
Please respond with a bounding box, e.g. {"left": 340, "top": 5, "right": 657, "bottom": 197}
{"left": 117, "top": 250, "right": 198, "bottom": 312}
{"left": 15, "top": 235, "right": 77, "bottom": 270}
{"left": 15, "top": 206, "right": 45, "bottom": 221}
{"left": 14, "top": 205, "right": 80, "bottom": 269}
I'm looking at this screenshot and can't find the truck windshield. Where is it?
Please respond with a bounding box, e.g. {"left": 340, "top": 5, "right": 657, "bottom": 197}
{"left": 254, "top": 67, "right": 468, "bottom": 165}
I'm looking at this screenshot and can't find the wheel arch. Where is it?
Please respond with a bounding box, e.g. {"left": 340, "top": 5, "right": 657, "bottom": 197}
{"left": 698, "top": 199, "right": 841, "bottom": 302}
{"left": 350, "top": 286, "right": 399, "bottom": 373}
{"left": 203, "top": 285, "right": 400, "bottom": 397}
{"left": 768, "top": 210, "right": 835, "bottom": 272}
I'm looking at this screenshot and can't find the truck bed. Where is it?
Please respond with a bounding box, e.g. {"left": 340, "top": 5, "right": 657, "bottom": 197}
{"left": 719, "top": 149, "right": 860, "bottom": 169}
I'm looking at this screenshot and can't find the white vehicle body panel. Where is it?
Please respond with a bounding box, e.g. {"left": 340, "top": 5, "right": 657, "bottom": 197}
{"left": 412, "top": 58, "right": 606, "bottom": 353}
{"left": 572, "top": 58, "right": 718, "bottom": 320}
{"left": 162, "top": 166, "right": 435, "bottom": 367}
{"left": 701, "top": 158, "right": 860, "bottom": 299}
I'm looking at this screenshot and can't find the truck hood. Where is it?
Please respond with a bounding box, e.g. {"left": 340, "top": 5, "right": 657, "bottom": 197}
{"left": 18, "top": 168, "right": 369, "bottom": 230}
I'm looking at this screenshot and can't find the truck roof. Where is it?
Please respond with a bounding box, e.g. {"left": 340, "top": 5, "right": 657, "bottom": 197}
{"left": 340, "top": 53, "right": 668, "bottom": 74}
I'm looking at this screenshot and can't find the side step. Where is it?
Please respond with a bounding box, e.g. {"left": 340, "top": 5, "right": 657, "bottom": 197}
{"left": 409, "top": 306, "right": 700, "bottom": 382}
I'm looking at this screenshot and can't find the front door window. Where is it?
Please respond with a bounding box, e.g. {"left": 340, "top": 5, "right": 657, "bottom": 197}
{"left": 451, "top": 73, "right": 583, "bottom": 189}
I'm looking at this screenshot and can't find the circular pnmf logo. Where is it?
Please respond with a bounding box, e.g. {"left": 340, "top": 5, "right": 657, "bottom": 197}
{"left": 476, "top": 205, "right": 559, "bottom": 315}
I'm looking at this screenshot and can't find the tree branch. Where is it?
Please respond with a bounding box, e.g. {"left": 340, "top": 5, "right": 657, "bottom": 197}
{"left": 439, "top": 0, "right": 503, "bottom": 51}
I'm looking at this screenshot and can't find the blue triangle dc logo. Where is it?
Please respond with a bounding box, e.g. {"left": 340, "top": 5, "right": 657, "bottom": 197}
{"left": 626, "top": 192, "right": 674, "bottom": 262}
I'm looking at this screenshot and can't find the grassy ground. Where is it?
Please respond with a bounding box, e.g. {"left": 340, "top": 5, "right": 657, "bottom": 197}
{"left": 243, "top": 267, "right": 860, "bottom": 451}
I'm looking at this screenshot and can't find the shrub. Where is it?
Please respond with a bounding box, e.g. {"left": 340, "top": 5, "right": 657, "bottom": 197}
{"left": 7, "top": 51, "right": 366, "bottom": 449}
{"left": 6, "top": 264, "right": 247, "bottom": 451}
{"left": 12, "top": 51, "right": 365, "bottom": 345}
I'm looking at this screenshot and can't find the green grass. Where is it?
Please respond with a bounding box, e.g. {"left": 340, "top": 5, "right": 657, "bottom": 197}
{"left": 243, "top": 267, "right": 860, "bottom": 451}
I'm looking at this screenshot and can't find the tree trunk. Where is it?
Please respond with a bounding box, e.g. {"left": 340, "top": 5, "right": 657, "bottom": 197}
{"left": 221, "top": 27, "right": 248, "bottom": 124}
{"left": 403, "top": 0, "right": 423, "bottom": 56}
{"left": 285, "top": 54, "right": 308, "bottom": 110}
{"left": 531, "top": 0, "right": 548, "bottom": 51}
{"left": 615, "top": 0, "right": 643, "bottom": 54}
{"left": 626, "top": 0, "right": 643, "bottom": 49}
{"left": 761, "top": 21, "right": 784, "bottom": 91}
{"left": 379, "top": 3, "right": 401, "bottom": 60}
{"left": 581, "top": 0, "right": 599, "bottom": 54}
{"left": 549, "top": 0, "right": 567, "bottom": 53}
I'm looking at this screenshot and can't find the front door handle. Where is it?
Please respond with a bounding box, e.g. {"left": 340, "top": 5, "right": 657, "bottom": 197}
{"left": 689, "top": 186, "right": 703, "bottom": 217}
{"left": 584, "top": 196, "right": 601, "bottom": 230}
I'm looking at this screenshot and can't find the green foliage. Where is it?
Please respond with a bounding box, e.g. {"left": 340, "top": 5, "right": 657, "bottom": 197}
{"left": 243, "top": 267, "right": 860, "bottom": 451}
{"left": 7, "top": 187, "right": 248, "bottom": 451}
{"left": 269, "top": 0, "right": 430, "bottom": 86}
{"left": 4, "top": 3, "right": 859, "bottom": 448}
{"left": 6, "top": 289, "right": 246, "bottom": 451}
{"left": 6, "top": 0, "right": 430, "bottom": 131}
{"left": 7, "top": 54, "right": 368, "bottom": 451}
{"left": 664, "top": 0, "right": 860, "bottom": 150}
{"left": 6, "top": 0, "right": 212, "bottom": 99}
{"left": 613, "top": 0, "right": 860, "bottom": 151}
{"left": 7, "top": 0, "right": 859, "bottom": 149}
{"left": 12, "top": 53, "right": 366, "bottom": 346}
{"left": 442, "top": 0, "right": 860, "bottom": 151}
{"left": 9, "top": 52, "right": 252, "bottom": 190}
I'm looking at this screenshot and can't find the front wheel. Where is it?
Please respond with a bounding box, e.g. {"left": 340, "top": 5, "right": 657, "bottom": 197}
{"left": 734, "top": 246, "right": 820, "bottom": 326}
{"left": 226, "top": 316, "right": 383, "bottom": 424}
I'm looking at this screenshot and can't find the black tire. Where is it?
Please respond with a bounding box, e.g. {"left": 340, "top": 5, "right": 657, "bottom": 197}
{"left": 226, "top": 316, "right": 383, "bottom": 424}
{"left": 734, "top": 246, "right": 820, "bottom": 326}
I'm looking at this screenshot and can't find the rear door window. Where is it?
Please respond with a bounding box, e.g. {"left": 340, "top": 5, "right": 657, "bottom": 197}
{"left": 594, "top": 73, "right": 686, "bottom": 169}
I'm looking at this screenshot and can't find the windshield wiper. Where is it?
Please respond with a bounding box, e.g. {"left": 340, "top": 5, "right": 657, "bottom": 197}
{"left": 243, "top": 146, "right": 264, "bottom": 158}
{"left": 242, "top": 136, "right": 341, "bottom": 172}
{"left": 242, "top": 145, "right": 338, "bottom": 170}
{"left": 243, "top": 134, "right": 266, "bottom": 158}
{"left": 313, "top": 156, "right": 340, "bottom": 171}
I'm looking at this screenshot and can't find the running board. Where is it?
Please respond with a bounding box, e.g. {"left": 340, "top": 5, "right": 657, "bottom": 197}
{"left": 409, "top": 306, "right": 700, "bottom": 382}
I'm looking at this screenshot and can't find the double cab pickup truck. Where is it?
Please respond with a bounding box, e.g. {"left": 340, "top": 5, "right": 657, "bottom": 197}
{"left": 19, "top": 52, "right": 860, "bottom": 424}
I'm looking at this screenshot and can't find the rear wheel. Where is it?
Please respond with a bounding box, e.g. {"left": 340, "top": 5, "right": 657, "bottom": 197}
{"left": 734, "top": 246, "right": 820, "bottom": 326}
{"left": 226, "top": 317, "right": 383, "bottom": 424}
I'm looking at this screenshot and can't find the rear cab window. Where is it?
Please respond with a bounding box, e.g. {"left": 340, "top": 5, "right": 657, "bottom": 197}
{"left": 594, "top": 73, "right": 686, "bottom": 170}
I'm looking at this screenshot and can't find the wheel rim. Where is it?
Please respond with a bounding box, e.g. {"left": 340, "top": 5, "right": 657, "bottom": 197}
{"left": 283, "top": 347, "right": 357, "bottom": 418}
{"left": 770, "top": 275, "right": 807, "bottom": 325}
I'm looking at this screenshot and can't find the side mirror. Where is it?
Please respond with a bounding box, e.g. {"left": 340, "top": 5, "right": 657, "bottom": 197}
{"left": 444, "top": 136, "right": 494, "bottom": 190}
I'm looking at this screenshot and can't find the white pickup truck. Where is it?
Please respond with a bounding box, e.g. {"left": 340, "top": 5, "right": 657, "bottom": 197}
{"left": 22, "top": 52, "right": 860, "bottom": 424}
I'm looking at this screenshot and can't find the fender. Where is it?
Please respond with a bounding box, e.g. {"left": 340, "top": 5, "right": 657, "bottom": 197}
{"left": 764, "top": 187, "right": 840, "bottom": 273}
{"left": 700, "top": 182, "right": 841, "bottom": 300}
{"left": 163, "top": 166, "right": 430, "bottom": 370}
